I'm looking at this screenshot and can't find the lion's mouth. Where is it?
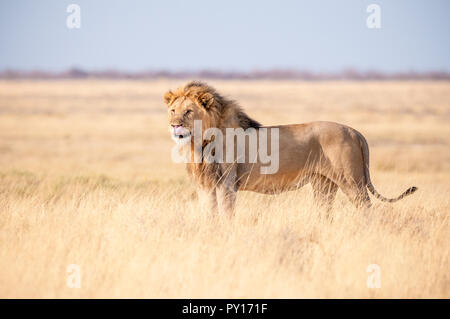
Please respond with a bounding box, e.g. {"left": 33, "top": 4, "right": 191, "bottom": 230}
{"left": 171, "top": 125, "right": 191, "bottom": 143}
{"left": 175, "top": 132, "right": 191, "bottom": 139}
{"left": 172, "top": 132, "right": 191, "bottom": 145}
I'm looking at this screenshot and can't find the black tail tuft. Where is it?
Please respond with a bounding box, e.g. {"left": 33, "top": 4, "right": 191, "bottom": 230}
{"left": 405, "top": 186, "right": 418, "bottom": 196}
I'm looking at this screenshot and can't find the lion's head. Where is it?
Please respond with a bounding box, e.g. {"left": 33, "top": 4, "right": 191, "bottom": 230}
{"left": 163, "top": 81, "right": 261, "bottom": 145}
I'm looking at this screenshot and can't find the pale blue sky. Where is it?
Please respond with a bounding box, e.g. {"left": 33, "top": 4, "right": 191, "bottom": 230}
{"left": 0, "top": 0, "right": 449, "bottom": 72}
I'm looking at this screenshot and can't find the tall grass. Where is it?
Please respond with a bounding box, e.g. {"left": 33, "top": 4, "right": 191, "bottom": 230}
{"left": 0, "top": 80, "right": 448, "bottom": 298}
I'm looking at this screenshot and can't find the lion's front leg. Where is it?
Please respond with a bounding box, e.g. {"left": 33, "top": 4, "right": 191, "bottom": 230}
{"left": 197, "top": 187, "right": 218, "bottom": 215}
{"left": 216, "top": 186, "right": 237, "bottom": 218}
{"left": 216, "top": 164, "right": 238, "bottom": 218}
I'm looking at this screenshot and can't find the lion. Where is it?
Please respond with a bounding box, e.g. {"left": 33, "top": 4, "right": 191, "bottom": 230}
{"left": 163, "top": 81, "right": 417, "bottom": 217}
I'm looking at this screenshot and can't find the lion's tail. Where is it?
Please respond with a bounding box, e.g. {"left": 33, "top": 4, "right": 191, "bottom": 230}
{"left": 358, "top": 132, "right": 417, "bottom": 203}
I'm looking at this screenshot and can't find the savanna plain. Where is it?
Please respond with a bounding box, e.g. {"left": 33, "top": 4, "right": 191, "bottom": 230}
{"left": 0, "top": 80, "right": 448, "bottom": 298}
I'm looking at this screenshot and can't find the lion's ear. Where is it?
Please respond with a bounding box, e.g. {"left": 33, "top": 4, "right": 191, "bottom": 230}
{"left": 163, "top": 91, "right": 175, "bottom": 106}
{"left": 198, "top": 92, "right": 214, "bottom": 109}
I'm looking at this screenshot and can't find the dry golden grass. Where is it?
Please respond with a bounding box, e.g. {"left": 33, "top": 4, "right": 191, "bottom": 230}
{"left": 0, "top": 80, "right": 449, "bottom": 298}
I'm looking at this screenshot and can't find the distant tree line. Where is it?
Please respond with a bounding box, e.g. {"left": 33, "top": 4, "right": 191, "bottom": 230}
{"left": 1, "top": 68, "right": 449, "bottom": 80}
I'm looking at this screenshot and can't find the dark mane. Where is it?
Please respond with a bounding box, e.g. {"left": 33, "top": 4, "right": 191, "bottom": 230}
{"left": 236, "top": 110, "right": 262, "bottom": 129}
{"left": 182, "top": 81, "right": 262, "bottom": 129}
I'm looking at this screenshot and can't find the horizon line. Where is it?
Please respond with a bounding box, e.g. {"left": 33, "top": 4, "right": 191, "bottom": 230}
{"left": 1, "top": 67, "right": 450, "bottom": 81}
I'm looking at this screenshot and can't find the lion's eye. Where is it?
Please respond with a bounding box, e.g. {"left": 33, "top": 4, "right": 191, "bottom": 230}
{"left": 185, "top": 110, "right": 192, "bottom": 116}
{"left": 171, "top": 109, "right": 175, "bottom": 114}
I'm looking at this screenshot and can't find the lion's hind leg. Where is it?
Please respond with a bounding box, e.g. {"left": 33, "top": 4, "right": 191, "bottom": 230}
{"left": 310, "top": 174, "right": 338, "bottom": 218}
{"left": 337, "top": 177, "right": 372, "bottom": 210}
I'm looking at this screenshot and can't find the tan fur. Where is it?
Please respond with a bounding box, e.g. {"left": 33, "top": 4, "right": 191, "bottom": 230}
{"left": 164, "top": 81, "right": 417, "bottom": 217}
